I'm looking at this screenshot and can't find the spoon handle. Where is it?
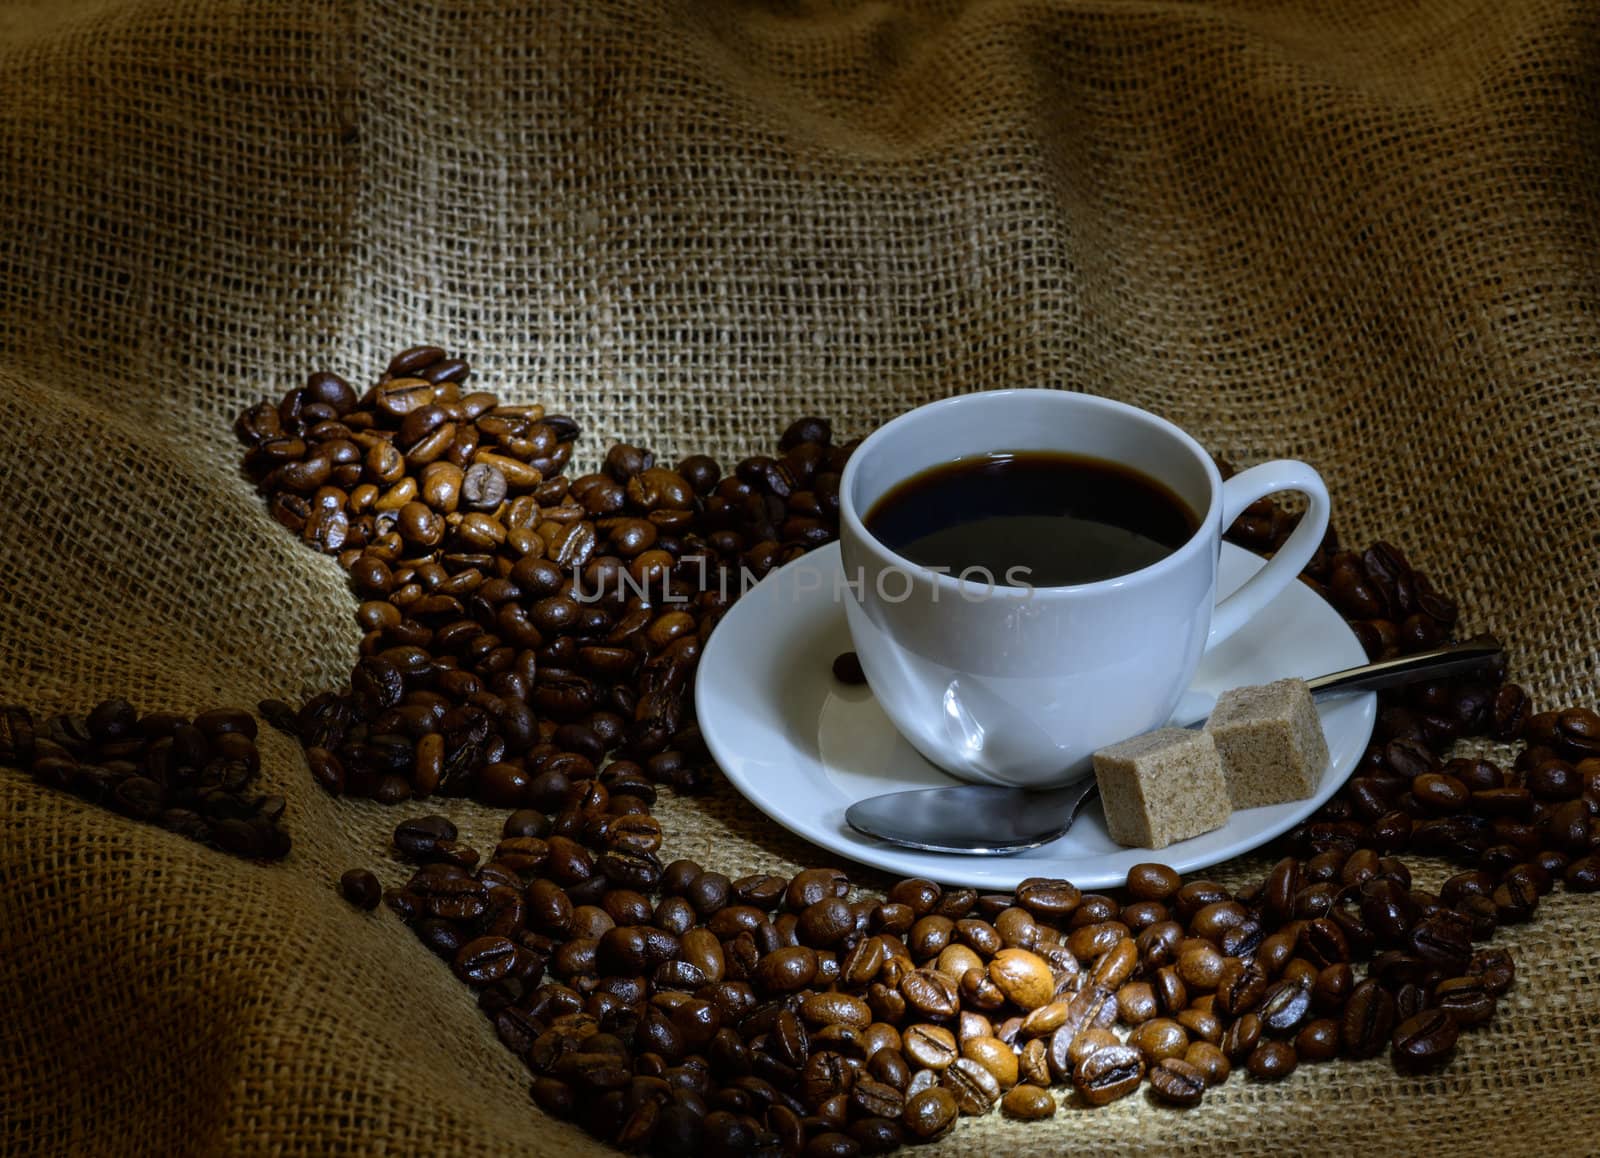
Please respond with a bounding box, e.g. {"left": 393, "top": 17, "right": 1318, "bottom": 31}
{"left": 1304, "top": 634, "right": 1502, "bottom": 697}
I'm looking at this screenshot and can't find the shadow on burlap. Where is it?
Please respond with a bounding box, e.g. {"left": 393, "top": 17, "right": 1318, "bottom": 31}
{"left": 2, "top": 0, "right": 1598, "bottom": 1154}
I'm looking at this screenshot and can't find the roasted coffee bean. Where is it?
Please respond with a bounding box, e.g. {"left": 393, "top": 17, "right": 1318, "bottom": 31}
{"left": 1408, "top": 914, "right": 1472, "bottom": 974}
{"left": 1220, "top": 1013, "right": 1262, "bottom": 1063}
{"left": 1148, "top": 1057, "right": 1207, "bottom": 1106}
{"left": 941, "top": 1057, "right": 1001, "bottom": 1114}
{"left": 394, "top": 814, "right": 457, "bottom": 859}
{"left": 902, "top": 1087, "right": 958, "bottom": 1140}
{"left": 903, "top": 1025, "right": 959, "bottom": 1071}
{"left": 455, "top": 936, "right": 518, "bottom": 985}
{"left": 755, "top": 947, "right": 819, "bottom": 993}
{"left": 1183, "top": 1042, "right": 1230, "bottom": 1087}
{"left": 831, "top": 652, "right": 867, "bottom": 686}
{"left": 961, "top": 1035, "right": 1018, "bottom": 1090}
{"left": 340, "top": 868, "right": 382, "bottom": 910}
{"left": 988, "top": 949, "right": 1054, "bottom": 1010}
{"left": 1125, "top": 862, "right": 1182, "bottom": 902}
{"left": 1015, "top": 877, "right": 1081, "bottom": 920}
{"left": 1214, "top": 958, "right": 1269, "bottom": 1016}
{"left": 846, "top": 1117, "right": 903, "bottom": 1155}
{"left": 1433, "top": 976, "right": 1496, "bottom": 1027}
{"left": 901, "top": 969, "right": 959, "bottom": 1019}
{"left": 1000, "top": 1083, "right": 1056, "bottom": 1120}
{"left": 1341, "top": 979, "right": 1397, "bottom": 1059}
{"left": 1246, "top": 1040, "right": 1297, "bottom": 1081}
{"left": 1128, "top": 1018, "right": 1188, "bottom": 1063}
{"left": 1391, "top": 1009, "right": 1458, "bottom": 1072}
{"left": 1073, "top": 1044, "right": 1145, "bottom": 1106}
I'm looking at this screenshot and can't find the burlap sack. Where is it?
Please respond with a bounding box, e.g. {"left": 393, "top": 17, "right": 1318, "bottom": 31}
{"left": 2, "top": 0, "right": 1597, "bottom": 1153}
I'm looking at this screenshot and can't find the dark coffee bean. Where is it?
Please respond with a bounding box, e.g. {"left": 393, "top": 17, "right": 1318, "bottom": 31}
{"left": 1214, "top": 958, "right": 1268, "bottom": 1017}
{"left": 340, "top": 868, "right": 382, "bottom": 910}
{"left": 1433, "top": 976, "right": 1496, "bottom": 1027}
{"left": 1258, "top": 980, "right": 1312, "bottom": 1037}
{"left": 902, "top": 1087, "right": 958, "bottom": 1140}
{"left": 1015, "top": 876, "right": 1081, "bottom": 921}
{"left": 1074, "top": 1044, "right": 1145, "bottom": 1106}
{"left": 111, "top": 776, "right": 163, "bottom": 820}
{"left": 830, "top": 652, "right": 866, "bottom": 685}
{"left": 394, "top": 814, "right": 458, "bottom": 859}
{"left": 1341, "top": 979, "right": 1396, "bottom": 1059}
{"left": 1246, "top": 1040, "right": 1297, "bottom": 1081}
{"left": 1124, "top": 862, "right": 1182, "bottom": 903}
{"left": 903, "top": 1025, "right": 958, "bottom": 1071}
{"left": 1220, "top": 1013, "right": 1262, "bottom": 1063}
{"left": 847, "top": 1077, "right": 904, "bottom": 1121}
{"left": 999, "top": 1083, "right": 1056, "bottom": 1119}
{"left": 1408, "top": 914, "right": 1472, "bottom": 974}
{"left": 1490, "top": 685, "right": 1530, "bottom": 739}
{"left": 502, "top": 808, "right": 550, "bottom": 840}
{"left": 1390, "top": 1009, "right": 1458, "bottom": 1072}
{"left": 754, "top": 946, "right": 818, "bottom": 993}
{"left": 453, "top": 935, "right": 518, "bottom": 985}
{"left": 846, "top": 1117, "right": 903, "bottom": 1155}
{"left": 901, "top": 969, "right": 959, "bottom": 1019}
{"left": 1565, "top": 854, "right": 1600, "bottom": 892}
{"left": 941, "top": 1057, "right": 1001, "bottom": 1114}
{"left": 1148, "top": 1057, "right": 1206, "bottom": 1106}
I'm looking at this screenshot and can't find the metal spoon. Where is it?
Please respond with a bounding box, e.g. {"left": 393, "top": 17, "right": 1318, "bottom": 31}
{"left": 843, "top": 636, "right": 1503, "bottom": 855}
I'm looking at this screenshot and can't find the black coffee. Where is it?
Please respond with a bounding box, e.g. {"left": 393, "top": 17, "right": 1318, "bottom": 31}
{"left": 864, "top": 451, "right": 1197, "bottom": 586}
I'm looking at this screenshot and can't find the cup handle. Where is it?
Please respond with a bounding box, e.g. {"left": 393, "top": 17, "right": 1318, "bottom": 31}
{"left": 1206, "top": 460, "right": 1331, "bottom": 651}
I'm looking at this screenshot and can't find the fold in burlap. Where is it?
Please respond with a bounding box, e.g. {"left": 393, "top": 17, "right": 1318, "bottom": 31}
{"left": 2, "top": 1, "right": 1598, "bottom": 1154}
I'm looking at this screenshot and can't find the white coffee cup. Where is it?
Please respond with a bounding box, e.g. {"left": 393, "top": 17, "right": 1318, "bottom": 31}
{"left": 837, "top": 389, "right": 1330, "bottom": 788}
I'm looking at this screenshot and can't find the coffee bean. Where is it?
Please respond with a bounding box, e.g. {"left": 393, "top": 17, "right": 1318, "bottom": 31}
{"left": 394, "top": 814, "right": 458, "bottom": 860}
{"left": 902, "top": 1087, "right": 958, "bottom": 1140}
{"left": 454, "top": 936, "right": 517, "bottom": 985}
{"left": 1128, "top": 1018, "right": 1188, "bottom": 1063}
{"left": 1015, "top": 877, "right": 1081, "bottom": 920}
{"left": 1258, "top": 979, "right": 1312, "bottom": 1036}
{"left": 988, "top": 949, "right": 1054, "bottom": 1010}
{"left": 1125, "top": 863, "right": 1183, "bottom": 903}
{"left": 1073, "top": 1044, "right": 1144, "bottom": 1106}
{"left": 1433, "top": 976, "right": 1496, "bottom": 1027}
{"left": 1214, "top": 958, "right": 1268, "bottom": 1016}
{"left": 903, "top": 1025, "right": 958, "bottom": 1071}
{"left": 1221, "top": 1013, "right": 1262, "bottom": 1063}
{"left": 1148, "top": 1057, "right": 1207, "bottom": 1106}
{"left": 901, "top": 969, "right": 959, "bottom": 1019}
{"left": 831, "top": 652, "right": 866, "bottom": 686}
{"left": 940, "top": 1056, "right": 1001, "bottom": 1114}
{"left": 1000, "top": 1083, "right": 1056, "bottom": 1119}
{"left": 1246, "top": 1040, "right": 1298, "bottom": 1081}
{"left": 961, "top": 1036, "right": 1018, "bottom": 1090}
{"left": 755, "top": 947, "right": 819, "bottom": 994}
{"left": 1342, "top": 979, "right": 1397, "bottom": 1059}
{"left": 1183, "top": 1042, "right": 1230, "bottom": 1087}
{"left": 1391, "top": 1009, "right": 1458, "bottom": 1072}
{"left": 340, "top": 868, "right": 382, "bottom": 910}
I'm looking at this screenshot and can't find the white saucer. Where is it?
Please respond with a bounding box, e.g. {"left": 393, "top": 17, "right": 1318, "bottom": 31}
{"left": 696, "top": 542, "right": 1376, "bottom": 891}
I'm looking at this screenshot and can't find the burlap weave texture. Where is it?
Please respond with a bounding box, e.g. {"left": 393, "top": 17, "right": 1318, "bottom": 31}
{"left": 2, "top": 0, "right": 1598, "bottom": 1154}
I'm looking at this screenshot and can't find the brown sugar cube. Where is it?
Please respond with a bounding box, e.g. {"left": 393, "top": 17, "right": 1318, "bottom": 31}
{"left": 1204, "top": 677, "right": 1330, "bottom": 809}
{"left": 1092, "top": 728, "right": 1232, "bottom": 850}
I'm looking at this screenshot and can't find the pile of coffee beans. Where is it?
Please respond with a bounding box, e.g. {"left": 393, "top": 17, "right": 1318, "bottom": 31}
{"left": 1223, "top": 487, "right": 1600, "bottom": 897}
{"left": 225, "top": 348, "right": 1600, "bottom": 1154}
{"left": 374, "top": 817, "right": 1519, "bottom": 1152}
{"left": 237, "top": 346, "right": 850, "bottom": 806}
{"left": 0, "top": 700, "right": 289, "bottom": 859}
